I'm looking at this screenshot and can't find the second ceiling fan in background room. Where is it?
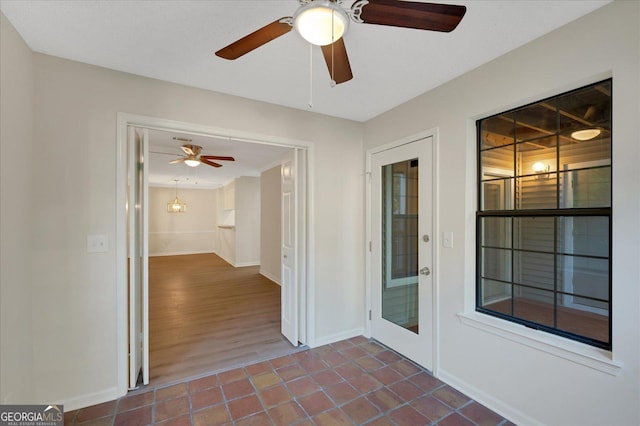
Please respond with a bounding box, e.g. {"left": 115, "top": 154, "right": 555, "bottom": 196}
{"left": 170, "top": 140, "right": 235, "bottom": 168}
{"left": 215, "top": 0, "right": 466, "bottom": 85}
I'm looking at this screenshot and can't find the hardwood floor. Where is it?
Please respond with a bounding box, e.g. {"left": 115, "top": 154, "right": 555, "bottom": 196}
{"left": 148, "top": 253, "right": 299, "bottom": 387}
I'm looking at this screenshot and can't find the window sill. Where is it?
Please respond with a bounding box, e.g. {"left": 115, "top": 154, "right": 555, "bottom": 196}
{"left": 457, "top": 311, "right": 622, "bottom": 376}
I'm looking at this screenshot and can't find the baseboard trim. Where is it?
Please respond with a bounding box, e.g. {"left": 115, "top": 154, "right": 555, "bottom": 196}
{"left": 212, "top": 251, "right": 258, "bottom": 268}
{"left": 260, "top": 270, "right": 281, "bottom": 286}
{"left": 310, "top": 327, "right": 365, "bottom": 348}
{"left": 437, "top": 369, "right": 537, "bottom": 426}
{"left": 235, "top": 261, "right": 260, "bottom": 267}
{"left": 215, "top": 252, "right": 235, "bottom": 266}
{"left": 149, "top": 250, "right": 215, "bottom": 257}
{"left": 62, "top": 387, "right": 121, "bottom": 412}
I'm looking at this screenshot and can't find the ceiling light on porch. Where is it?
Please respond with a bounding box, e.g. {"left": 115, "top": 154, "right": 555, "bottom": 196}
{"left": 571, "top": 128, "right": 601, "bottom": 141}
{"left": 294, "top": 0, "right": 349, "bottom": 46}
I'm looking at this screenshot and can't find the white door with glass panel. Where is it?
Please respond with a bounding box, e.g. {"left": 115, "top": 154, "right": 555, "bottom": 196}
{"left": 370, "top": 136, "right": 434, "bottom": 371}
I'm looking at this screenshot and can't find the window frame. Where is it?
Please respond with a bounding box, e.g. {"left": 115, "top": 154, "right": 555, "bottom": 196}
{"left": 475, "top": 79, "right": 612, "bottom": 351}
{"left": 383, "top": 160, "right": 420, "bottom": 288}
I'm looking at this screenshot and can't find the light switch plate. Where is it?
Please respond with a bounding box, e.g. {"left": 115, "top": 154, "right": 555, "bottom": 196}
{"left": 87, "top": 234, "right": 108, "bottom": 253}
{"left": 443, "top": 231, "right": 454, "bottom": 248}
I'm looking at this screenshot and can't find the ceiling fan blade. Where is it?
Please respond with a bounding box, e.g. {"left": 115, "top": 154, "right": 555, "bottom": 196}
{"left": 215, "top": 17, "right": 293, "bottom": 60}
{"left": 181, "top": 145, "right": 195, "bottom": 156}
{"left": 200, "top": 158, "right": 223, "bottom": 168}
{"left": 151, "top": 150, "right": 180, "bottom": 156}
{"left": 355, "top": 0, "right": 466, "bottom": 32}
{"left": 169, "top": 157, "right": 186, "bottom": 164}
{"left": 321, "top": 38, "right": 353, "bottom": 84}
{"left": 201, "top": 155, "right": 235, "bottom": 162}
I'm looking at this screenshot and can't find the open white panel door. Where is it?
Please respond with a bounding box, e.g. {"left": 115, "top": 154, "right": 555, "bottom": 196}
{"left": 128, "top": 127, "right": 149, "bottom": 388}
{"left": 128, "top": 127, "right": 142, "bottom": 389}
{"left": 281, "top": 149, "right": 298, "bottom": 346}
{"left": 141, "top": 128, "right": 149, "bottom": 386}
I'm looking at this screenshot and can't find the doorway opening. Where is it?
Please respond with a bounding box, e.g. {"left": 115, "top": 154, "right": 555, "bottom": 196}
{"left": 116, "top": 114, "right": 311, "bottom": 395}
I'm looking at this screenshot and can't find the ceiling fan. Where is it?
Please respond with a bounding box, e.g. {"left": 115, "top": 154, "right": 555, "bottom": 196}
{"left": 215, "top": 0, "right": 466, "bottom": 84}
{"left": 170, "top": 144, "right": 235, "bottom": 168}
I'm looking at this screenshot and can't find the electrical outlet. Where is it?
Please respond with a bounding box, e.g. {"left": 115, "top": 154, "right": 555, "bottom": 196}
{"left": 87, "top": 234, "right": 108, "bottom": 253}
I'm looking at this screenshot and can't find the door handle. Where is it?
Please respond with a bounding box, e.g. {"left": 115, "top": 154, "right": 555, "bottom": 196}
{"left": 419, "top": 267, "right": 430, "bottom": 276}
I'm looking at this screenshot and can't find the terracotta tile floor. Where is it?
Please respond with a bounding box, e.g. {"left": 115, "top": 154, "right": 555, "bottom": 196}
{"left": 64, "top": 337, "right": 514, "bottom": 425}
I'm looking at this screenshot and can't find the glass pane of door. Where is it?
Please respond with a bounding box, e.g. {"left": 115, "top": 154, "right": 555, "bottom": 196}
{"left": 382, "top": 159, "right": 419, "bottom": 334}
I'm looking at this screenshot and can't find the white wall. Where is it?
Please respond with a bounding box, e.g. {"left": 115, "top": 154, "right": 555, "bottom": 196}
{"left": 214, "top": 186, "right": 234, "bottom": 264}
{"left": 235, "top": 176, "right": 261, "bottom": 266}
{"left": 260, "top": 165, "right": 282, "bottom": 284}
{"left": 0, "top": 12, "right": 35, "bottom": 404}
{"left": 148, "top": 186, "right": 217, "bottom": 256}
{"left": 213, "top": 177, "right": 262, "bottom": 267}
{"left": 21, "top": 38, "right": 363, "bottom": 407}
{"left": 364, "top": 2, "right": 639, "bottom": 425}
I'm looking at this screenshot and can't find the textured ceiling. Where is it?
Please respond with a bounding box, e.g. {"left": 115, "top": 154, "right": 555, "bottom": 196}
{"left": 0, "top": 0, "right": 611, "bottom": 122}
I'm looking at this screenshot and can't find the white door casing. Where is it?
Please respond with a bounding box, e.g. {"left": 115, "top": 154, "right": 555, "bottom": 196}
{"left": 116, "top": 113, "right": 311, "bottom": 395}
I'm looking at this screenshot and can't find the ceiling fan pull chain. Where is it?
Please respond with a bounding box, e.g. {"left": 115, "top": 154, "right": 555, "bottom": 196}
{"left": 330, "top": 10, "right": 337, "bottom": 87}
{"left": 308, "top": 43, "right": 313, "bottom": 108}
{"left": 330, "top": 44, "right": 336, "bottom": 88}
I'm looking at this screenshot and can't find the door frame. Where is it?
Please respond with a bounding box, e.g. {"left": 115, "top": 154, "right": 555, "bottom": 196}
{"left": 115, "top": 113, "right": 313, "bottom": 396}
{"left": 364, "top": 128, "right": 440, "bottom": 375}
{"left": 561, "top": 159, "right": 610, "bottom": 316}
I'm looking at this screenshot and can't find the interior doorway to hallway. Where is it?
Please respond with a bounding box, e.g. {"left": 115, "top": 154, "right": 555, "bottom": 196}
{"left": 116, "top": 113, "right": 311, "bottom": 394}
{"left": 148, "top": 252, "right": 301, "bottom": 387}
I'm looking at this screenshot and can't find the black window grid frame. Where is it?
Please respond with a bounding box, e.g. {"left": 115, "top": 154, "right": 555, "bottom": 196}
{"left": 475, "top": 79, "right": 613, "bottom": 350}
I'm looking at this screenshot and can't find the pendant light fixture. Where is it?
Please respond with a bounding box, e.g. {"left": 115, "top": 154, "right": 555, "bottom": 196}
{"left": 167, "top": 179, "right": 186, "bottom": 213}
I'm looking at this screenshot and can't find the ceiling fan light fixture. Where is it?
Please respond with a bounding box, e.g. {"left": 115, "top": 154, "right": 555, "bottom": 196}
{"left": 294, "top": 0, "right": 349, "bottom": 46}
{"left": 184, "top": 158, "right": 200, "bottom": 167}
{"left": 571, "top": 128, "right": 601, "bottom": 141}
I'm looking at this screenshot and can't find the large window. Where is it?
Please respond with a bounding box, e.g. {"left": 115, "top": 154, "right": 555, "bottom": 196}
{"left": 476, "top": 80, "right": 612, "bottom": 349}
